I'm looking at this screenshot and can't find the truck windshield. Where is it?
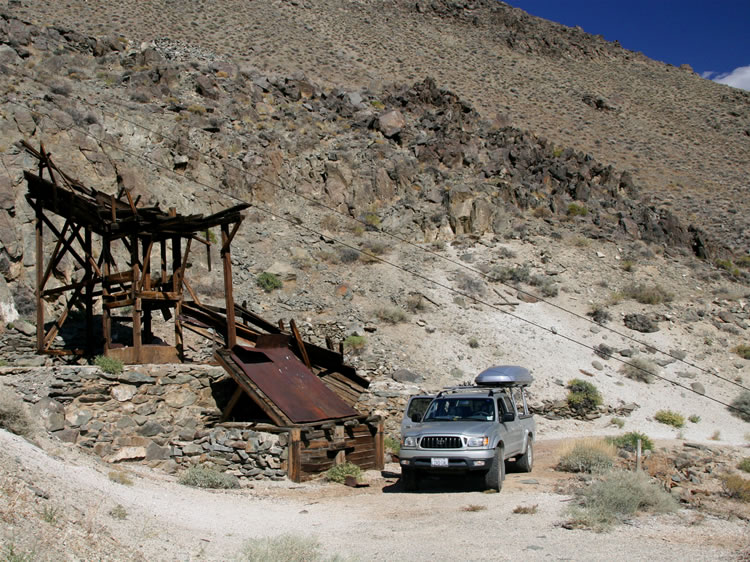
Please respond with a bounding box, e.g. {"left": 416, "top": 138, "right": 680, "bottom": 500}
{"left": 423, "top": 398, "right": 495, "bottom": 421}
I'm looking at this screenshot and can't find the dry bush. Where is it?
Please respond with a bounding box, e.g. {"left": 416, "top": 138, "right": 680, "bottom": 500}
{"left": 623, "top": 283, "right": 673, "bottom": 305}
{"left": 557, "top": 438, "right": 616, "bottom": 474}
{"left": 654, "top": 410, "right": 685, "bottom": 428}
{"left": 566, "top": 470, "right": 678, "bottom": 531}
{"left": 375, "top": 307, "right": 408, "bottom": 324}
{"left": 620, "top": 357, "right": 659, "bottom": 383}
{"left": 721, "top": 474, "right": 750, "bottom": 502}
{"left": 178, "top": 466, "right": 239, "bottom": 489}
{"left": 461, "top": 504, "right": 487, "bottom": 512}
{"left": 512, "top": 504, "right": 538, "bottom": 514}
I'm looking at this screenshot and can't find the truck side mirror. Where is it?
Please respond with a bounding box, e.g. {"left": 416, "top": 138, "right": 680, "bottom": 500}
{"left": 502, "top": 411, "right": 515, "bottom": 422}
{"left": 411, "top": 413, "right": 423, "bottom": 423}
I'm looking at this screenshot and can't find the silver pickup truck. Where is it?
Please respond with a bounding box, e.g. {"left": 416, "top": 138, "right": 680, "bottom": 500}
{"left": 399, "top": 365, "right": 535, "bottom": 492}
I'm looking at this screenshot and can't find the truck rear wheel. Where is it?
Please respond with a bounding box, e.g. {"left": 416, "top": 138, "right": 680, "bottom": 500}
{"left": 483, "top": 445, "right": 505, "bottom": 492}
{"left": 515, "top": 439, "right": 533, "bottom": 473}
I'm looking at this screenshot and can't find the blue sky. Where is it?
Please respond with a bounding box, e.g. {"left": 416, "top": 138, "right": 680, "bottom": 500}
{"left": 508, "top": 1, "right": 750, "bottom": 90}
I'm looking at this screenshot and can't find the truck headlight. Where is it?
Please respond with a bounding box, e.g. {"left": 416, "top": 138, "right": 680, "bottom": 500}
{"left": 402, "top": 436, "right": 418, "bottom": 448}
{"left": 466, "top": 436, "right": 489, "bottom": 447}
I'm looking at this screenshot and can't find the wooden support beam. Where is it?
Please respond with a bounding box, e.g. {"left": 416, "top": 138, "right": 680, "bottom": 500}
{"left": 220, "top": 385, "right": 244, "bottom": 422}
{"left": 102, "top": 235, "right": 112, "bottom": 353}
{"left": 221, "top": 223, "right": 236, "bottom": 349}
{"left": 290, "top": 319, "right": 312, "bottom": 370}
{"left": 221, "top": 220, "right": 242, "bottom": 253}
{"left": 35, "top": 203, "right": 44, "bottom": 353}
{"left": 84, "top": 228, "right": 93, "bottom": 354}
{"left": 288, "top": 428, "right": 302, "bottom": 483}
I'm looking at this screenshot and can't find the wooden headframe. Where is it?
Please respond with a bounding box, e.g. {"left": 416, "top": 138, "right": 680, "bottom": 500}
{"left": 23, "top": 141, "right": 248, "bottom": 363}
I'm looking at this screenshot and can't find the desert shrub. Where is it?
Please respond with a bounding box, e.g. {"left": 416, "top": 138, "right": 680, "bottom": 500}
{"left": 94, "top": 355, "right": 123, "bottom": 374}
{"left": 178, "top": 466, "right": 239, "bottom": 489}
{"left": 587, "top": 303, "right": 611, "bottom": 325}
{"left": 343, "top": 335, "right": 366, "bottom": 351}
{"left": 721, "top": 474, "right": 750, "bottom": 502}
{"left": 729, "top": 391, "right": 750, "bottom": 422}
{"left": 529, "top": 274, "right": 558, "bottom": 297}
{"left": 688, "top": 414, "right": 701, "bottom": 423}
{"left": 711, "top": 430, "right": 721, "bottom": 441}
{"left": 325, "top": 462, "right": 361, "bottom": 484}
{"left": 737, "top": 255, "right": 750, "bottom": 269}
{"left": 0, "top": 386, "right": 33, "bottom": 437}
{"left": 363, "top": 212, "right": 380, "bottom": 228}
{"left": 109, "top": 505, "right": 128, "bottom": 520}
{"left": 50, "top": 81, "right": 72, "bottom": 96}
{"left": 566, "top": 470, "right": 678, "bottom": 530}
{"left": 566, "top": 379, "right": 603, "bottom": 413}
{"left": 406, "top": 293, "right": 427, "bottom": 312}
{"left": 567, "top": 203, "right": 588, "bottom": 217}
{"left": 733, "top": 344, "right": 750, "bottom": 360}
{"left": 384, "top": 436, "right": 400, "bottom": 454}
{"left": 468, "top": 337, "right": 479, "bottom": 349}
{"left": 715, "top": 259, "right": 741, "bottom": 277}
{"left": 2, "top": 543, "right": 34, "bottom": 562}
{"left": 608, "top": 431, "right": 654, "bottom": 452}
{"left": 654, "top": 410, "right": 685, "bottom": 428}
{"left": 512, "top": 504, "right": 538, "bottom": 514}
{"left": 557, "top": 438, "right": 615, "bottom": 473}
{"left": 738, "top": 458, "right": 750, "bottom": 473}
{"left": 456, "top": 272, "right": 485, "bottom": 296}
{"left": 623, "top": 283, "right": 673, "bottom": 305}
{"left": 375, "top": 307, "right": 408, "bottom": 324}
{"left": 108, "top": 470, "right": 133, "bottom": 486}
{"left": 532, "top": 207, "right": 551, "bottom": 219}
{"left": 620, "top": 357, "right": 659, "bottom": 383}
{"left": 609, "top": 417, "right": 625, "bottom": 429}
{"left": 620, "top": 259, "right": 636, "bottom": 272}
{"left": 337, "top": 248, "right": 360, "bottom": 264}
{"left": 237, "top": 534, "right": 332, "bottom": 562}
{"left": 319, "top": 214, "right": 339, "bottom": 232}
{"left": 488, "top": 264, "right": 530, "bottom": 284}
{"left": 256, "top": 272, "right": 282, "bottom": 292}
{"left": 359, "top": 240, "right": 388, "bottom": 263}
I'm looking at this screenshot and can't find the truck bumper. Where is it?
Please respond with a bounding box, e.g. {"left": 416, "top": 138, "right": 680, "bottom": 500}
{"left": 399, "top": 450, "right": 495, "bottom": 472}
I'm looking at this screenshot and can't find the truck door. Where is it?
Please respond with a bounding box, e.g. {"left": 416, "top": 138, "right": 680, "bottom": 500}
{"left": 401, "top": 395, "right": 434, "bottom": 436}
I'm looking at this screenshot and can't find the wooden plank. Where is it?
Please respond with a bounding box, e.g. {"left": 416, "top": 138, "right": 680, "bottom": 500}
{"left": 290, "top": 319, "right": 312, "bottom": 370}
{"left": 84, "top": 228, "right": 93, "bottom": 355}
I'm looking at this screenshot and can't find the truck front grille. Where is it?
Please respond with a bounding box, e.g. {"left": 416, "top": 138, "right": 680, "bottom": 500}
{"left": 421, "top": 436, "right": 462, "bottom": 449}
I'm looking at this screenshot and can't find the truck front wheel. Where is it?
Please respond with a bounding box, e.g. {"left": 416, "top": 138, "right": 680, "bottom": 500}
{"left": 401, "top": 467, "right": 417, "bottom": 491}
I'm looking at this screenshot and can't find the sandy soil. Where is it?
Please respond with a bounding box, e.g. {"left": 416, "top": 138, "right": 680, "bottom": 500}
{"left": 2, "top": 429, "right": 748, "bottom": 561}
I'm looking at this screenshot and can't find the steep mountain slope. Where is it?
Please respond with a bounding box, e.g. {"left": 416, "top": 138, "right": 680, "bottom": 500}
{"left": 7, "top": 0, "right": 750, "bottom": 256}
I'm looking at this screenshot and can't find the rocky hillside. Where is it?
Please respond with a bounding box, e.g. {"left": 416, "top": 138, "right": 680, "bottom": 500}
{"left": 6, "top": 0, "right": 750, "bottom": 257}
{"left": 0, "top": 3, "right": 748, "bottom": 449}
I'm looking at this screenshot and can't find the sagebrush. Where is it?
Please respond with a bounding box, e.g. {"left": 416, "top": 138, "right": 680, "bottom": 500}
{"left": 620, "top": 357, "right": 659, "bottom": 383}
{"left": 566, "top": 470, "right": 677, "bottom": 530}
{"left": 178, "top": 466, "right": 239, "bottom": 489}
{"left": 607, "top": 431, "right": 654, "bottom": 452}
{"left": 654, "top": 410, "right": 685, "bottom": 428}
{"left": 325, "top": 462, "right": 361, "bottom": 484}
{"left": 557, "top": 438, "right": 615, "bottom": 473}
{"left": 566, "top": 379, "right": 602, "bottom": 413}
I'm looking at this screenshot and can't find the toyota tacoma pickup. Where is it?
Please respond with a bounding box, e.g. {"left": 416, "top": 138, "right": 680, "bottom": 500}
{"left": 399, "top": 365, "right": 535, "bottom": 492}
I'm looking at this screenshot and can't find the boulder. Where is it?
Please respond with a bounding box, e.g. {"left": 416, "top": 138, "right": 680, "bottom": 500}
{"left": 377, "top": 110, "right": 406, "bottom": 138}
{"left": 624, "top": 313, "right": 658, "bottom": 333}
{"left": 32, "top": 398, "right": 65, "bottom": 432}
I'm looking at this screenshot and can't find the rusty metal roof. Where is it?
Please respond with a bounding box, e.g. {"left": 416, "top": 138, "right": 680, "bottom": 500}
{"left": 229, "top": 345, "right": 359, "bottom": 424}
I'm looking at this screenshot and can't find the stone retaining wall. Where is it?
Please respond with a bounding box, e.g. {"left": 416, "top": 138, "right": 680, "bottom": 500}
{"left": 1, "top": 364, "right": 289, "bottom": 481}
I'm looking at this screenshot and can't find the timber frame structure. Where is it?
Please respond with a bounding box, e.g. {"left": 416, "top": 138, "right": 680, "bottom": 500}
{"left": 23, "top": 142, "right": 384, "bottom": 481}
{"left": 24, "top": 142, "right": 248, "bottom": 363}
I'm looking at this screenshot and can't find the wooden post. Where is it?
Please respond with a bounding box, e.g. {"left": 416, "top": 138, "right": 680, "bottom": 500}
{"left": 142, "top": 237, "right": 152, "bottom": 344}
{"left": 221, "top": 223, "right": 236, "bottom": 349}
{"left": 84, "top": 228, "right": 93, "bottom": 355}
{"left": 170, "top": 209, "right": 183, "bottom": 359}
{"left": 34, "top": 203, "right": 44, "bottom": 353}
{"left": 132, "top": 230, "right": 142, "bottom": 361}
{"left": 374, "top": 419, "right": 385, "bottom": 470}
{"left": 334, "top": 425, "right": 346, "bottom": 465}
{"left": 288, "top": 428, "right": 302, "bottom": 483}
{"left": 636, "top": 438, "right": 642, "bottom": 471}
{"left": 102, "top": 235, "right": 111, "bottom": 353}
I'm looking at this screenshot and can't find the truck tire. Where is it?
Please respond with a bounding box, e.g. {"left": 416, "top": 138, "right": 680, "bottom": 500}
{"left": 515, "top": 438, "right": 533, "bottom": 473}
{"left": 483, "top": 445, "right": 505, "bottom": 492}
{"left": 401, "top": 467, "right": 417, "bottom": 491}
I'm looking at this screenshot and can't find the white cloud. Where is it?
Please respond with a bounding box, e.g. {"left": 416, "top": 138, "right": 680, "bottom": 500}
{"left": 709, "top": 65, "right": 750, "bottom": 91}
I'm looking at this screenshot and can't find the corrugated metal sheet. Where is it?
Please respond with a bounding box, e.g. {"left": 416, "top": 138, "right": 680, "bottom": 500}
{"left": 230, "top": 345, "right": 359, "bottom": 424}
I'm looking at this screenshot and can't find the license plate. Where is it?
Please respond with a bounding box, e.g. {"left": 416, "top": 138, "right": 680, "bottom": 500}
{"left": 431, "top": 457, "right": 449, "bottom": 467}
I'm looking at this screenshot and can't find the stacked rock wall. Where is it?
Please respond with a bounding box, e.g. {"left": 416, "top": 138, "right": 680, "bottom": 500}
{"left": 1, "top": 364, "right": 289, "bottom": 481}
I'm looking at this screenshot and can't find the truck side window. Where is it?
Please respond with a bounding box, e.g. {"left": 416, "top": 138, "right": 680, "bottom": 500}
{"left": 512, "top": 387, "right": 529, "bottom": 417}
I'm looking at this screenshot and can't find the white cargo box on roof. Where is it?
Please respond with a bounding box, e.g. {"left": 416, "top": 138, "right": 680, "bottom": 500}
{"left": 475, "top": 365, "right": 532, "bottom": 387}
